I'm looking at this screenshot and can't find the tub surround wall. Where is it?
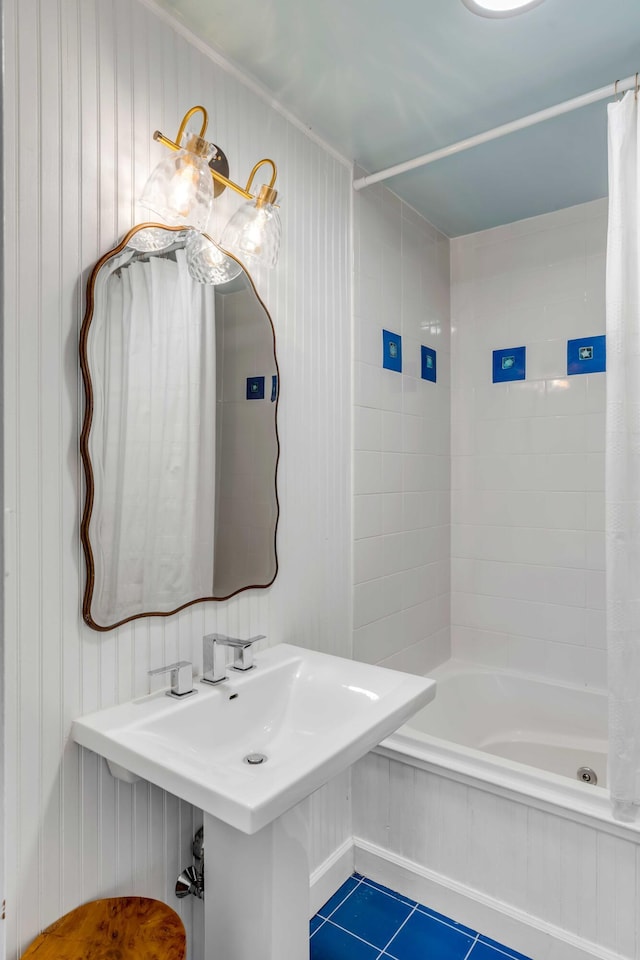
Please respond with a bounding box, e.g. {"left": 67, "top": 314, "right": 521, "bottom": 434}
{"left": 3, "top": 1, "right": 352, "bottom": 957}
{"left": 450, "top": 199, "right": 607, "bottom": 688}
{"left": 351, "top": 198, "right": 626, "bottom": 960}
{"left": 353, "top": 179, "right": 451, "bottom": 673}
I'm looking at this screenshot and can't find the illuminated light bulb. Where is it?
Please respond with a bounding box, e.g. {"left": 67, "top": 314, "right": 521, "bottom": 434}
{"left": 139, "top": 134, "right": 214, "bottom": 231}
{"left": 167, "top": 159, "right": 200, "bottom": 218}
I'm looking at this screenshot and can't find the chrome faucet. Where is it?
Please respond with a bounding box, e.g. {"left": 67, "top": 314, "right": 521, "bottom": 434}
{"left": 148, "top": 660, "right": 196, "bottom": 698}
{"left": 201, "top": 633, "right": 266, "bottom": 685}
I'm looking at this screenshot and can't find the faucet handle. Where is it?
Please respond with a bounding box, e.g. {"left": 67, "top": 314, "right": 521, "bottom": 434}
{"left": 206, "top": 633, "right": 265, "bottom": 648}
{"left": 227, "top": 634, "right": 266, "bottom": 672}
{"left": 202, "top": 633, "right": 265, "bottom": 680}
{"left": 148, "top": 660, "right": 196, "bottom": 699}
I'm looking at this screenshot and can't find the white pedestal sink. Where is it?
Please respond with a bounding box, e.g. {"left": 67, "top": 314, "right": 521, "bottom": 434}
{"left": 72, "top": 643, "right": 436, "bottom": 960}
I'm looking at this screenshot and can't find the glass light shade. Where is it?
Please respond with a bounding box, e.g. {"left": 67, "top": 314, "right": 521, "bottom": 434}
{"left": 127, "top": 226, "right": 183, "bottom": 253}
{"left": 185, "top": 231, "right": 243, "bottom": 285}
{"left": 139, "top": 145, "right": 214, "bottom": 231}
{"left": 220, "top": 189, "right": 281, "bottom": 269}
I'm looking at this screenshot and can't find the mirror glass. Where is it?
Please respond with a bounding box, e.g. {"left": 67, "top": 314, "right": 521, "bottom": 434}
{"left": 81, "top": 224, "right": 279, "bottom": 630}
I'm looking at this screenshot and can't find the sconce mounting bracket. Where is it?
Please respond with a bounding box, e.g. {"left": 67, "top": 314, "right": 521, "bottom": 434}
{"left": 209, "top": 145, "right": 230, "bottom": 199}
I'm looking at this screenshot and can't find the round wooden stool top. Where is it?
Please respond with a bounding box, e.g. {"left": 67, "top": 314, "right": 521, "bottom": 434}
{"left": 21, "top": 897, "right": 186, "bottom": 960}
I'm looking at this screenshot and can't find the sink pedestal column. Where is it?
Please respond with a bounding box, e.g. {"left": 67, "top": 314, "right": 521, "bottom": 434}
{"left": 204, "top": 805, "right": 310, "bottom": 960}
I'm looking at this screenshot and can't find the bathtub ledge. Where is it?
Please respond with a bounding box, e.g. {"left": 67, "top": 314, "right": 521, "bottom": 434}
{"left": 376, "top": 732, "right": 640, "bottom": 845}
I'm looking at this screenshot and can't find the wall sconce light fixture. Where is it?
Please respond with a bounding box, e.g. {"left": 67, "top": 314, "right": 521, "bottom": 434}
{"left": 140, "top": 105, "right": 282, "bottom": 275}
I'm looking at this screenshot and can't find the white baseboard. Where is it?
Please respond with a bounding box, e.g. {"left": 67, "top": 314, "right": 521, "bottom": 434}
{"left": 309, "top": 838, "right": 354, "bottom": 917}
{"left": 353, "top": 837, "right": 628, "bottom": 960}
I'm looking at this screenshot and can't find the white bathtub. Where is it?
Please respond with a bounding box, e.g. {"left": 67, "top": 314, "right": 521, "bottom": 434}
{"left": 379, "top": 660, "right": 638, "bottom": 834}
{"left": 359, "top": 660, "right": 640, "bottom": 959}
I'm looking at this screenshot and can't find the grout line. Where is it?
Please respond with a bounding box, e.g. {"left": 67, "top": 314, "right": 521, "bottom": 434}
{"left": 321, "top": 918, "right": 383, "bottom": 952}
{"left": 413, "top": 904, "right": 478, "bottom": 937}
{"left": 313, "top": 875, "right": 528, "bottom": 960}
{"left": 377, "top": 903, "right": 418, "bottom": 959}
{"left": 474, "top": 940, "right": 529, "bottom": 960}
{"left": 450, "top": 586, "right": 600, "bottom": 612}
{"left": 322, "top": 874, "right": 481, "bottom": 940}
{"left": 316, "top": 875, "right": 365, "bottom": 921}
{"left": 463, "top": 934, "right": 480, "bottom": 959}
{"left": 360, "top": 878, "right": 417, "bottom": 908}
{"left": 309, "top": 918, "right": 327, "bottom": 940}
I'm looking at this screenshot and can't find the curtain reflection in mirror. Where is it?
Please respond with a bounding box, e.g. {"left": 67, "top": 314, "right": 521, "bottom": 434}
{"left": 92, "top": 249, "right": 216, "bottom": 623}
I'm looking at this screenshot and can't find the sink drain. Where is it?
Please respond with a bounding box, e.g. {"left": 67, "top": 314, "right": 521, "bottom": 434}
{"left": 577, "top": 766, "right": 597, "bottom": 785}
{"left": 244, "top": 753, "right": 268, "bottom": 765}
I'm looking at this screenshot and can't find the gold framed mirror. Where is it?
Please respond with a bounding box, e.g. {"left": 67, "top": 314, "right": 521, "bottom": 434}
{"left": 80, "top": 224, "right": 279, "bottom": 631}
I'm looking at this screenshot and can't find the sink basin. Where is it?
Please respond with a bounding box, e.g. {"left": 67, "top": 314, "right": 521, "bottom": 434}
{"left": 72, "top": 642, "right": 436, "bottom": 833}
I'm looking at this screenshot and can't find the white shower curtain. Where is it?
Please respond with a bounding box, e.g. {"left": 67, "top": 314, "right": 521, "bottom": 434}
{"left": 92, "top": 249, "right": 216, "bottom": 624}
{"left": 606, "top": 90, "right": 640, "bottom": 822}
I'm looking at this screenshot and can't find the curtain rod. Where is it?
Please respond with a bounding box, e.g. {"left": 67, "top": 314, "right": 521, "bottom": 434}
{"left": 353, "top": 72, "right": 638, "bottom": 191}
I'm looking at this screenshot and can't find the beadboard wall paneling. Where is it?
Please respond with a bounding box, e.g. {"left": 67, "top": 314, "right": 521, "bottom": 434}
{"left": 353, "top": 754, "right": 640, "bottom": 959}
{"left": 353, "top": 178, "right": 451, "bottom": 673}
{"left": 2, "top": 1, "right": 352, "bottom": 957}
{"left": 450, "top": 199, "right": 607, "bottom": 688}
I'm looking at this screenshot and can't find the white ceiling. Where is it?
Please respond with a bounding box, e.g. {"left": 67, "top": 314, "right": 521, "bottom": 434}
{"left": 154, "top": 0, "right": 640, "bottom": 236}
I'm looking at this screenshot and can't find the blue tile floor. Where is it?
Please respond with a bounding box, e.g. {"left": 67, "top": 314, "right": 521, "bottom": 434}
{"left": 310, "top": 874, "right": 533, "bottom": 960}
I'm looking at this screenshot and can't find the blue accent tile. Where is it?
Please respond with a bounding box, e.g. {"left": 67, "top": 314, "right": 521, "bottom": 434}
{"left": 310, "top": 915, "right": 325, "bottom": 935}
{"left": 316, "top": 876, "right": 360, "bottom": 918}
{"left": 493, "top": 346, "right": 526, "bottom": 383}
{"left": 415, "top": 903, "right": 477, "bottom": 938}
{"left": 271, "top": 374, "right": 278, "bottom": 402}
{"left": 386, "top": 909, "right": 475, "bottom": 960}
{"left": 421, "top": 345, "right": 437, "bottom": 382}
{"left": 246, "top": 375, "right": 265, "bottom": 399}
{"left": 310, "top": 922, "right": 379, "bottom": 960}
{"left": 383, "top": 329, "right": 403, "bottom": 373}
{"left": 475, "top": 936, "right": 534, "bottom": 960}
{"left": 567, "top": 335, "right": 606, "bottom": 376}
{"left": 330, "top": 882, "right": 413, "bottom": 949}
{"left": 360, "top": 877, "right": 417, "bottom": 907}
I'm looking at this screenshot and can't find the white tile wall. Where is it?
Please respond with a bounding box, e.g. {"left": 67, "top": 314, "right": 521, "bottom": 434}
{"left": 353, "top": 182, "right": 451, "bottom": 674}
{"left": 450, "top": 199, "right": 608, "bottom": 688}
{"left": 3, "top": 1, "right": 352, "bottom": 957}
